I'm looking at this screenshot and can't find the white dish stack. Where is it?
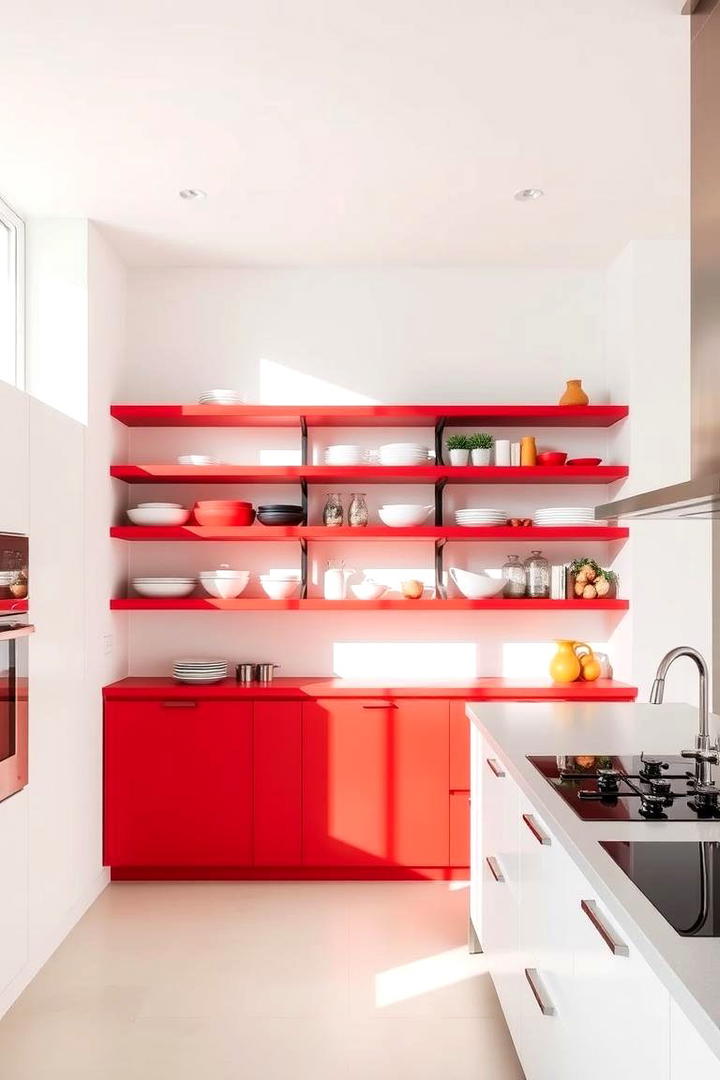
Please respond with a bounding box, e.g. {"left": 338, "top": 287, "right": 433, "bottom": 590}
{"left": 534, "top": 507, "right": 600, "bottom": 527}
{"left": 378, "top": 443, "right": 429, "bottom": 466}
{"left": 454, "top": 508, "right": 507, "bottom": 527}
{"left": 198, "top": 389, "right": 245, "bottom": 405}
{"left": 132, "top": 577, "right": 196, "bottom": 598}
{"left": 173, "top": 658, "right": 228, "bottom": 684}
{"left": 324, "top": 444, "right": 363, "bottom": 465}
{"left": 177, "top": 454, "right": 219, "bottom": 466}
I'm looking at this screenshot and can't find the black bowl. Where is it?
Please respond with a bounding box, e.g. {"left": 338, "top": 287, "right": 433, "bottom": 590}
{"left": 257, "top": 511, "right": 305, "bottom": 526}
{"left": 258, "top": 504, "right": 304, "bottom": 513}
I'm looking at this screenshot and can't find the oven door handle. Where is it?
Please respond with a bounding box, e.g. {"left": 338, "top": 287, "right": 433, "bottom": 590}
{"left": 0, "top": 624, "right": 35, "bottom": 641}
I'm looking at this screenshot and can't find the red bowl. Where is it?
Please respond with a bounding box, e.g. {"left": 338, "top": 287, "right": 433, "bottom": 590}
{"left": 194, "top": 499, "right": 253, "bottom": 509}
{"left": 193, "top": 506, "right": 256, "bottom": 527}
{"left": 536, "top": 452, "right": 568, "bottom": 466}
{"left": 566, "top": 457, "right": 602, "bottom": 467}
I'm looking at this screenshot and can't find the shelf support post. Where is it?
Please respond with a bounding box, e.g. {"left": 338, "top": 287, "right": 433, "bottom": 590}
{"left": 435, "top": 417, "right": 447, "bottom": 466}
{"left": 300, "top": 416, "right": 308, "bottom": 466}
{"left": 300, "top": 537, "right": 308, "bottom": 599}
{"left": 434, "top": 537, "right": 447, "bottom": 600}
{"left": 434, "top": 477, "right": 447, "bottom": 527}
{"left": 300, "top": 479, "right": 309, "bottom": 525}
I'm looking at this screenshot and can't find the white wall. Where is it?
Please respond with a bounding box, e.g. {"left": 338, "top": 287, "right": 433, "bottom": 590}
{"left": 121, "top": 266, "right": 627, "bottom": 681}
{"left": 0, "top": 222, "right": 128, "bottom": 1018}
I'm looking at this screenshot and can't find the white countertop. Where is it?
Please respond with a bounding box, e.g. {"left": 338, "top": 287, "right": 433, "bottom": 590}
{"left": 466, "top": 700, "right": 720, "bottom": 1058}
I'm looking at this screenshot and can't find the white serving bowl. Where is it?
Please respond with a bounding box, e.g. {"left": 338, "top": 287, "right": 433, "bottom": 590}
{"left": 350, "top": 580, "right": 388, "bottom": 601}
{"left": 132, "top": 579, "right": 196, "bottom": 598}
{"left": 199, "top": 570, "right": 250, "bottom": 599}
{"left": 127, "top": 507, "right": 191, "bottom": 526}
{"left": 260, "top": 576, "right": 299, "bottom": 600}
{"left": 448, "top": 567, "right": 505, "bottom": 599}
{"left": 378, "top": 504, "right": 433, "bottom": 528}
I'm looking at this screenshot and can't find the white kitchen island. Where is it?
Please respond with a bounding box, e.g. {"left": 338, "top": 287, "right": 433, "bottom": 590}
{"left": 467, "top": 701, "right": 720, "bottom": 1079}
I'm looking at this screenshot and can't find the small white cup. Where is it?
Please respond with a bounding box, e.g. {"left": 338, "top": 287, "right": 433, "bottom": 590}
{"left": 495, "top": 439, "right": 511, "bottom": 466}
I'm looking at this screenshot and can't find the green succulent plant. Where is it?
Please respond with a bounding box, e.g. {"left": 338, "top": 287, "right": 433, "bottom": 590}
{"left": 468, "top": 432, "right": 494, "bottom": 450}
{"left": 447, "top": 434, "right": 471, "bottom": 451}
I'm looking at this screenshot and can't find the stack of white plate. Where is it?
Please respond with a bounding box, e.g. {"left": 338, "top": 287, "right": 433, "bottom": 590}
{"left": 198, "top": 389, "right": 245, "bottom": 405}
{"left": 534, "top": 506, "right": 599, "bottom": 527}
{"left": 324, "top": 444, "right": 363, "bottom": 465}
{"left": 173, "top": 658, "right": 228, "bottom": 684}
{"left": 378, "top": 443, "right": 429, "bottom": 466}
{"left": 177, "top": 454, "right": 219, "bottom": 466}
{"left": 455, "top": 508, "right": 507, "bottom": 527}
{"left": 132, "top": 577, "right": 196, "bottom": 598}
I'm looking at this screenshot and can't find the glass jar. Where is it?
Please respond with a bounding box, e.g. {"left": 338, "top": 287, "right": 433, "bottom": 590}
{"left": 348, "top": 493, "right": 368, "bottom": 527}
{"left": 524, "top": 549, "right": 550, "bottom": 598}
{"left": 322, "top": 493, "right": 344, "bottom": 527}
{"left": 501, "top": 554, "right": 526, "bottom": 598}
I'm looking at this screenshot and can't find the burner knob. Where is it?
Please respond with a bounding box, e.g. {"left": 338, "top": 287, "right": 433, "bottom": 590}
{"left": 597, "top": 769, "right": 621, "bottom": 792}
{"left": 649, "top": 777, "right": 672, "bottom": 798}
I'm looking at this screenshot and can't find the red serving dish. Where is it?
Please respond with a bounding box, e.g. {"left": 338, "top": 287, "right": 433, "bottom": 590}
{"left": 192, "top": 502, "right": 256, "bottom": 526}
{"left": 566, "top": 457, "right": 602, "bottom": 466}
{"left": 536, "top": 452, "right": 568, "bottom": 466}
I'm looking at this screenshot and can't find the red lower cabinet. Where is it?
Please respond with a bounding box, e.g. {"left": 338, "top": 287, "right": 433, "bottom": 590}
{"left": 104, "top": 700, "right": 253, "bottom": 867}
{"left": 449, "top": 790, "right": 470, "bottom": 867}
{"left": 302, "top": 698, "right": 450, "bottom": 869}
{"left": 253, "top": 701, "right": 302, "bottom": 865}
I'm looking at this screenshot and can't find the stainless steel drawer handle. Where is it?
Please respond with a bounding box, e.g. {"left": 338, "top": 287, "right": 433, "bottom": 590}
{"left": 361, "top": 702, "right": 398, "bottom": 710}
{"left": 522, "top": 813, "right": 551, "bottom": 846}
{"left": 524, "top": 968, "right": 556, "bottom": 1016}
{"left": 581, "top": 899, "right": 629, "bottom": 957}
{"left": 486, "top": 757, "right": 506, "bottom": 778}
{"left": 161, "top": 701, "right": 198, "bottom": 708}
{"left": 486, "top": 856, "right": 505, "bottom": 883}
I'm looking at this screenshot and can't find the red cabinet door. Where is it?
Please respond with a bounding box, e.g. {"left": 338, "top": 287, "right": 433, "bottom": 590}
{"left": 104, "top": 699, "right": 253, "bottom": 867}
{"left": 449, "top": 790, "right": 470, "bottom": 868}
{"left": 302, "top": 699, "right": 449, "bottom": 868}
{"left": 253, "top": 701, "right": 302, "bottom": 865}
{"left": 449, "top": 700, "right": 470, "bottom": 790}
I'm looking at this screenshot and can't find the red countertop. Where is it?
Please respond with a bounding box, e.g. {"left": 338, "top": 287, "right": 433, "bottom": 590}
{"left": 103, "top": 677, "right": 638, "bottom": 701}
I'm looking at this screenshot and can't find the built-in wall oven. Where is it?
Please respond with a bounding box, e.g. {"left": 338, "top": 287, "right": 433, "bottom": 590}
{"left": 0, "top": 534, "right": 33, "bottom": 805}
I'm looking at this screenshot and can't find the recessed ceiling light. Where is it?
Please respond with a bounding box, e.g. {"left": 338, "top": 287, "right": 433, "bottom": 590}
{"left": 179, "top": 188, "right": 207, "bottom": 200}
{"left": 514, "top": 188, "right": 544, "bottom": 202}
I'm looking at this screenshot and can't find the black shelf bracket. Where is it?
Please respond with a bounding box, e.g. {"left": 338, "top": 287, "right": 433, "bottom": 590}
{"left": 435, "top": 417, "right": 447, "bottom": 466}
{"left": 300, "top": 479, "right": 309, "bottom": 524}
{"left": 434, "top": 537, "right": 447, "bottom": 600}
{"left": 434, "top": 477, "right": 447, "bottom": 527}
{"left": 300, "top": 416, "right": 308, "bottom": 466}
{"left": 300, "top": 536, "right": 308, "bottom": 599}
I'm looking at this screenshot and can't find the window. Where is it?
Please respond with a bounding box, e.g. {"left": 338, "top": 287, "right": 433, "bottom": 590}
{"left": 0, "top": 196, "right": 25, "bottom": 390}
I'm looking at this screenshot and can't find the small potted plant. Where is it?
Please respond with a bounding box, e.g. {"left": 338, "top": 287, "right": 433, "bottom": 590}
{"left": 446, "top": 434, "right": 471, "bottom": 466}
{"left": 468, "top": 432, "right": 493, "bottom": 466}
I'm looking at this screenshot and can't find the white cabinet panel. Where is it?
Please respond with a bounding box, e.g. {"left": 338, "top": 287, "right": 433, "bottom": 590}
{"left": 670, "top": 1002, "right": 720, "bottom": 1076}
{"left": 0, "top": 792, "right": 28, "bottom": 995}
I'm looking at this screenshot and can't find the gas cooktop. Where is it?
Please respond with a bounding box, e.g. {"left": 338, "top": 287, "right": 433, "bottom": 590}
{"left": 528, "top": 753, "right": 720, "bottom": 821}
{"left": 601, "top": 841, "right": 720, "bottom": 936}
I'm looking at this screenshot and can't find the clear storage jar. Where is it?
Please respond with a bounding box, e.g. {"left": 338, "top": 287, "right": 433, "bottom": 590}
{"left": 501, "top": 554, "right": 526, "bottom": 598}
{"left": 524, "top": 550, "right": 550, "bottom": 598}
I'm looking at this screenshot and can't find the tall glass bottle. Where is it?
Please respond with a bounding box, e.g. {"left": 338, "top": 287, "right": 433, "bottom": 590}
{"left": 348, "top": 493, "right": 368, "bottom": 527}
{"left": 501, "top": 554, "right": 526, "bottom": 598}
{"left": 524, "top": 550, "right": 550, "bottom": 598}
{"left": 322, "top": 493, "right": 344, "bottom": 527}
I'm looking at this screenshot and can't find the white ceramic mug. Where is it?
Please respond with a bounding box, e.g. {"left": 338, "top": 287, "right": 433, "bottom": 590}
{"left": 495, "top": 439, "right": 511, "bottom": 466}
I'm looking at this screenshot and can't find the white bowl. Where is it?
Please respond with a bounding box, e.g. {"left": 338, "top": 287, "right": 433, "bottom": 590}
{"left": 199, "top": 567, "right": 250, "bottom": 579}
{"left": 127, "top": 507, "right": 191, "bottom": 526}
{"left": 132, "top": 579, "right": 196, "bottom": 598}
{"left": 378, "top": 505, "right": 433, "bottom": 528}
{"left": 350, "top": 580, "right": 388, "bottom": 601}
{"left": 448, "top": 567, "right": 506, "bottom": 599}
{"left": 260, "top": 577, "right": 299, "bottom": 600}
{"left": 199, "top": 572, "right": 250, "bottom": 599}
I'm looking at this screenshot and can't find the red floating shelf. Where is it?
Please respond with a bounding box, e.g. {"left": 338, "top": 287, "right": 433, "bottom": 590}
{"left": 0, "top": 598, "right": 28, "bottom": 614}
{"left": 110, "top": 597, "right": 629, "bottom": 612}
{"left": 110, "top": 464, "right": 628, "bottom": 485}
{"left": 110, "top": 525, "right": 629, "bottom": 542}
{"left": 111, "top": 403, "right": 628, "bottom": 429}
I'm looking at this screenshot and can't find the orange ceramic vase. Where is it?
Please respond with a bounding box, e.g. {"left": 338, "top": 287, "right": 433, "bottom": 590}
{"left": 520, "top": 436, "right": 537, "bottom": 466}
{"left": 559, "top": 379, "right": 589, "bottom": 406}
{"left": 549, "top": 640, "right": 582, "bottom": 684}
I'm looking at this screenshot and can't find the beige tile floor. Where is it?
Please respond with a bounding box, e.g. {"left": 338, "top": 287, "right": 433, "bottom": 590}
{"left": 0, "top": 881, "right": 524, "bottom": 1079}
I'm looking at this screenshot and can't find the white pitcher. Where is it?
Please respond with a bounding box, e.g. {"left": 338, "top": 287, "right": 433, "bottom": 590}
{"left": 323, "top": 562, "right": 355, "bottom": 600}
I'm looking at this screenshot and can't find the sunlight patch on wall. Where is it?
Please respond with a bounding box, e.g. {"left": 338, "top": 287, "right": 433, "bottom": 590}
{"left": 333, "top": 642, "right": 477, "bottom": 680}
{"left": 375, "top": 947, "right": 488, "bottom": 1007}
{"left": 259, "top": 358, "right": 378, "bottom": 405}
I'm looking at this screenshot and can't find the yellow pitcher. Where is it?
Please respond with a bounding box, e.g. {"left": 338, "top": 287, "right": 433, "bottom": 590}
{"left": 549, "top": 640, "right": 582, "bottom": 684}
{"left": 574, "top": 642, "right": 601, "bottom": 682}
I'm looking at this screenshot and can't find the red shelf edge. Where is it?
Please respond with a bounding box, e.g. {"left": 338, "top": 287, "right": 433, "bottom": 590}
{"left": 110, "top": 403, "right": 629, "bottom": 429}
{"left": 110, "top": 597, "right": 629, "bottom": 611}
{"left": 110, "top": 525, "right": 630, "bottom": 542}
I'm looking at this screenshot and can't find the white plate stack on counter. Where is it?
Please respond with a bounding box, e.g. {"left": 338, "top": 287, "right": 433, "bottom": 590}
{"left": 534, "top": 506, "right": 600, "bottom": 527}
{"left": 173, "top": 658, "right": 229, "bottom": 684}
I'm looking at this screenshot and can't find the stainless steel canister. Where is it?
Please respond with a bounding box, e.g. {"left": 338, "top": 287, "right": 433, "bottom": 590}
{"left": 236, "top": 663, "right": 257, "bottom": 683}
{"left": 256, "top": 663, "right": 280, "bottom": 683}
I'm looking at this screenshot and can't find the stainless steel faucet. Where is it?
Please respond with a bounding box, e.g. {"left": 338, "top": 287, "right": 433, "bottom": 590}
{"left": 650, "top": 647, "right": 717, "bottom": 786}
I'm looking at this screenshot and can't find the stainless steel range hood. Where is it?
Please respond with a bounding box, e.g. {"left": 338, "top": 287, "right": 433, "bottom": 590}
{"left": 597, "top": 0, "right": 720, "bottom": 521}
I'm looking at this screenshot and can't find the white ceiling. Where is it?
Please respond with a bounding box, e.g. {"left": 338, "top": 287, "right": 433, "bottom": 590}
{"left": 0, "top": 0, "right": 688, "bottom": 267}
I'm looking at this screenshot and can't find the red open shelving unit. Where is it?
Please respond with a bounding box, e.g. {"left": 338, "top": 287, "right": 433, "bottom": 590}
{"left": 111, "top": 403, "right": 629, "bottom": 429}
{"left": 0, "top": 598, "right": 28, "bottom": 614}
{"left": 111, "top": 463, "right": 628, "bottom": 485}
{"left": 110, "top": 524, "right": 629, "bottom": 542}
{"left": 110, "top": 597, "right": 629, "bottom": 612}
